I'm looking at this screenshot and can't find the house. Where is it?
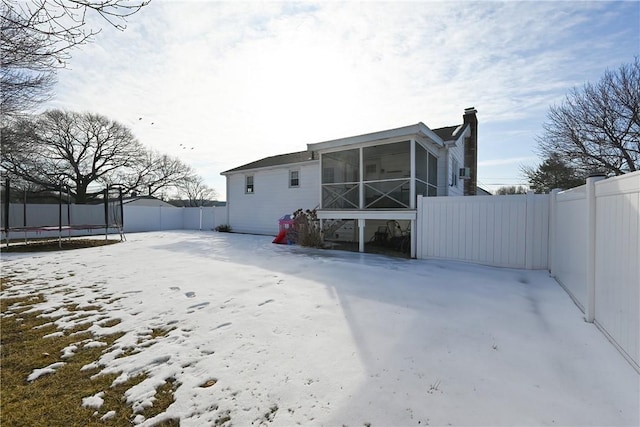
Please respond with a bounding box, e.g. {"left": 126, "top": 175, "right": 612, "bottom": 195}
{"left": 221, "top": 107, "right": 479, "bottom": 257}
{"left": 122, "top": 196, "right": 177, "bottom": 208}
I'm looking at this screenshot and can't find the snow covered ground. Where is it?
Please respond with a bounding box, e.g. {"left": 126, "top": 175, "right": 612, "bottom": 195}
{"left": 1, "top": 231, "right": 638, "bottom": 426}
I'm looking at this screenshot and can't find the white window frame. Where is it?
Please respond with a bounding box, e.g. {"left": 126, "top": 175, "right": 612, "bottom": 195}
{"left": 245, "top": 175, "right": 254, "bottom": 194}
{"left": 289, "top": 170, "right": 300, "bottom": 188}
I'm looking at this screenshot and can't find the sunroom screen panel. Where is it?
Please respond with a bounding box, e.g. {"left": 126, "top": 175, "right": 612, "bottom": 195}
{"left": 322, "top": 149, "right": 359, "bottom": 184}
{"left": 322, "top": 183, "right": 360, "bottom": 209}
{"left": 365, "top": 180, "right": 410, "bottom": 208}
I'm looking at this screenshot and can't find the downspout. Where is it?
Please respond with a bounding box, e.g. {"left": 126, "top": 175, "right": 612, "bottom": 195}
{"left": 410, "top": 140, "right": 417, "bottom": 258}
{"left": 359, "top": 147, "right": 364, "bottom": 209}
{"left": 225, "top": 175, "right": 230, "bottom": 229}
{"left": 410, "top": 140, "right": 416, "bottom": 208}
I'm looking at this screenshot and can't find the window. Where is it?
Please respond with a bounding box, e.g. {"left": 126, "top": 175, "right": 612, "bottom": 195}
{"left": 415, "top": 144, "right": 438, "bottom": 197}
{"left": 245, "top": 175, "right": 254, "bottom": 193}
{"left": 289, "top": 170, "right": 299, "bottom": 187}
{"left": 451, "top": 157, "right": 459, "bottom": 187}
{"left": 428, "top": 153, "right": 438, "bottom": 196}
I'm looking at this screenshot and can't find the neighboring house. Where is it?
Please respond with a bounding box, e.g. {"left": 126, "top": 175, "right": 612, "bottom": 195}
{"left": 168, "top": 199, "right": 227, "bottom": 207}
{"left": 122, "top": 196, "right": 177, "bottom": 208}
{"left": 221, "top": 107, "right": 479, "bottom": 256}
{"left": 476, "top": 186, "right": 492, "bottom": 196}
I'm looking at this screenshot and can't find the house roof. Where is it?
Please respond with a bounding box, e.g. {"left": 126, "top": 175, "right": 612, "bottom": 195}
{"left": 122, "top": 196, "right": 177, "bottom": 208}
{"left": 221, "top": 123, "right": 464, "bottom": 175}
{"left": 433, "top": 124, "right": 467, "bottom": 141}
{"left": 307, "top": 122, "right": 449, "bottom": 152}
{"left": 221, "top": 150, "right": 316, "bottom": 174}
{"left": 476, "top": 186, "right": 493, "bottom": 196}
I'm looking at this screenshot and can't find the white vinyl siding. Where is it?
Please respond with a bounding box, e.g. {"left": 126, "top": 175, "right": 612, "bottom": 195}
{"left": 227, "top": 162, "right": 319, "bottom": 235}
{"left": 447, "top": 138, "right": 465, "bottom": 196}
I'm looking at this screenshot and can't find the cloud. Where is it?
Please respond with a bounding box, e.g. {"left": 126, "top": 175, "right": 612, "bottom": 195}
{"left": 43, "top": 1, "right": 639, "bottom": 198}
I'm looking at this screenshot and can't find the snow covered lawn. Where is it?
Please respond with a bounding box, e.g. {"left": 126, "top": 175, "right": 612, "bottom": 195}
{"left": 1, "top": 231, "right": 638, "bottom": 426}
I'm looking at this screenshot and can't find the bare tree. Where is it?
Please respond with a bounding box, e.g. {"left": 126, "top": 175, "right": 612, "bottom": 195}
{"left": 174, "top": 175, "right": 217, "bottom": 207}
{"left": 1, "top": 109, "right": 210, "bottom": 204}
{"left": 1, "top": 109, "right": 145, "bottom": 203}
{"left": 1, "top": 4, "right": 56, "bottom": 120}
{"left": 537, "top": 58, "right": 639, "bottom": 176}
{"left": 1, "top": 0, "right": 148, "bottom": 119}
{"left": 494, "top": 185, "right": 528, "bottom": 195}
{"left": 119, "top": 149, "right": 196, "bottom": 199}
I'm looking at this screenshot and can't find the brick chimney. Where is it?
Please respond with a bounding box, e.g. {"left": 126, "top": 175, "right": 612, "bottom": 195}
{"left": 463, "top": 107, "right": 478, "bottom": 196}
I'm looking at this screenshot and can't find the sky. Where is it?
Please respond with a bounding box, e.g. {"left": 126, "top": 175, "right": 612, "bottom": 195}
{"left": 42, "top": 0, "right": 640, "bottom": 198}
{"left": 2, "top": 231, "right": 638, "bottom": 425}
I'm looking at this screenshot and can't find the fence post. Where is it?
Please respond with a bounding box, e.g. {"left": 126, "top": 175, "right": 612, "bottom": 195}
{"left": 415, "top": 195, "right": 423, "bottom": 259}
{"left": 3, "top": 177, "right": 9, "bottom": 247}
{"left": 524, "top": 191, "right": 535, "bottom": 269}
{"left": 104, "top": 187, "right": 109, "bottom": 241}
{"left": 58, "top": 182, "right": 63, "bottom": 248}
{"left": 548, "top": 188, "right": 561, "bottom": 277}
{"left": 585, "top": 174, "right": 606, "bottom": 322}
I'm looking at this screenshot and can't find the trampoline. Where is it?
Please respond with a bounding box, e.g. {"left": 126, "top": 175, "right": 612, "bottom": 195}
{"left": 1, "top": 177, "right": 125, "bottom": 248}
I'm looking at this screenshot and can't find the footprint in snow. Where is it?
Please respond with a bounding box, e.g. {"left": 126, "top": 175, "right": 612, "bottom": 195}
{"left": 214, "top": 322, "right": 232, "bottom": 330}
{"left": 170, "top": 286, "right": 180, "bottom": 291}
{"left": 188, "top": 302, "right": 210, "bottom": 310}
{"left": 258, "top": 299, "right": 274, "bottom": 306}
{"left": 185, "top": 291, "right": 196, "bottom": 298}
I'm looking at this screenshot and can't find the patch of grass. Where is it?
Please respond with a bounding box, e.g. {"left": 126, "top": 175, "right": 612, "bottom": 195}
{"left": 114, "top": 347, "right": 139, "bottom": 359}
{"left": 1, "top": 289, "right": 180, "bottom": 426}
{"left": 150, "top": 327, "right": 175, "bottom": 339}
{"left": 0, "top": 238, "right": 120, "bottom": 253}
{"left": 65, "top": 303, "right": 102, "bottom": 312}
{"left": 140, "top": 377, "right": 179, "bottom": 422}
{"left": 98, "top": 318, "right": 122, "bottom": 328}
{"left": 3, "top": 293, "right": 47, "bottom": 314}
{"left": 137, "top": 327, "right": 175, "bottom": 346}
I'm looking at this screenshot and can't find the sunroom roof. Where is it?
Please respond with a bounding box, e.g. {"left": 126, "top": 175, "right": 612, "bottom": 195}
{"left": 221, "top": 122, "right": 464, "bottom": 174}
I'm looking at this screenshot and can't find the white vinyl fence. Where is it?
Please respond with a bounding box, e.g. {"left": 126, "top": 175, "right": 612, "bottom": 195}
{"left": 415, "top": 172, "right": 639, "bottom": 372}
{"left": 416, "top": 192, "right": 549, "bottom": 269}
{"left": 123, "top": 206, "right": 228, "bottom": 232}
{"left": 550, "top": 173, "right": 639, "bottom": 373}
{"left": 1, "top": 204, "right": 229, "bottom": 238}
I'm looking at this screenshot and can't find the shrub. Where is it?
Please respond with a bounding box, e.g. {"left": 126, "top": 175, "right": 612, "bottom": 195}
{"left": 214, "top": 224, "right": 231, "bottom": 232}
{"left": 287, "top": 209, "right": 324, "bottom": 248}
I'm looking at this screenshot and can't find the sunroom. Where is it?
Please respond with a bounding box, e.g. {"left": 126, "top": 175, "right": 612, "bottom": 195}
{"left": 307, "top": 123, "right": 458, "bottom": 258}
